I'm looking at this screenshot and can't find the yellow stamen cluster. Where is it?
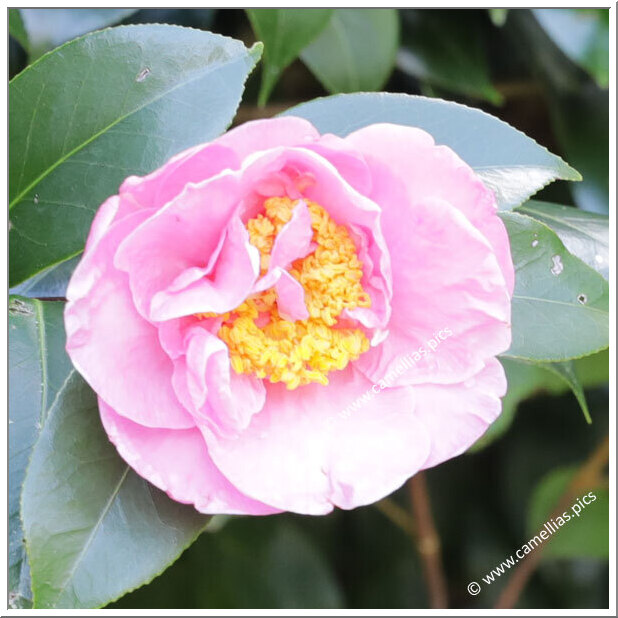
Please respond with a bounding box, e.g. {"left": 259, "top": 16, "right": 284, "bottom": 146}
{"left": 208, "top": 197, "right": 371, "bottom": 389}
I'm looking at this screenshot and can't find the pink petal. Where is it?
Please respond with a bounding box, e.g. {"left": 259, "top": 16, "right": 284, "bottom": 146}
{"left": 416, "top": 358, "right": 507, "bottom": 468}
{"left": 120, "top": 143, "right": 239, "bottom": 211}
{"left": 99, "top": 399, "right": 278, "bottom": 515}
{"left": 345, "top": 123, "right": 515, "bottom": 294}
{"left": 269, "top": 200, "right": 314, "bottom": 270}
{"left": 171, "top": 325, "right": 266, "bottom": 436}
{"left": 65, "top": 212, "right": 195, "bottom": 429}
{"left": 253, "top": 268, "right": 309, "bottom": 322}
{"left": 114, "top": 173, "right": 244, "bottom": 319}
{"left": 215, "top": 116, "right": 320, "bottom": 160}
{"left": 149, "top": 216, "right": 260, "bottom": 321}
{"left": 354, "top": 195, "right": 511, "bottom": 387}
{"left": 200, "top": 366, "right": 430, "bottom": 514}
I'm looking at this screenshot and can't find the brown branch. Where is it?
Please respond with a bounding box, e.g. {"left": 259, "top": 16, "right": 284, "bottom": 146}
{"left": 409, "top": 472, "right": 449, "bottom": 609}
{"left": 495, "top": 436, "right": 609, "bottom": 609}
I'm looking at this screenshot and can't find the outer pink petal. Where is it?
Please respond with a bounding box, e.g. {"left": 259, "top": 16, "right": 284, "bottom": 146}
{"left": 354, "top": 196, "right": 511, "bottom": 387}
{"left": 415, "top": 358, "right": 507, "bottom": 469}
{"left": 344, "top": 123, "right": 515, "bottom": 294}
{"left": 119, "top": 143, "right": 239, "bottom": 211}
{"left": 200, "top": 367, "right": 430, "bottom": 514}
{"left": 214, "top": 116, "right": 320, "bottom": 160}
{"left": 65, "top": 212, "right": 195, "bottom": 429}
{"left": 99, "top": 399, "right": 279, "bottom": 515}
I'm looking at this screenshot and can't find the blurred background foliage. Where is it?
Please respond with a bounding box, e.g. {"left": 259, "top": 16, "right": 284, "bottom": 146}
{"left": 9, "top": 8, "right": 609, "bottom": 610}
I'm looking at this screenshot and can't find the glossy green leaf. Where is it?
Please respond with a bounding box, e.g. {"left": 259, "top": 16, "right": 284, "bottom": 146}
{"left": 246, "top": 8, "right": 333, "bottom": 105}
{"left": 516, "top": 201, "right": 608, "bottom": 279}
{"left": 573, "top": 348, "right": 609, "bottom": 388}
{"left": 283, "top": 93, "right": 580, "bottom": 209}
{"left": 528, "top": 466, "right": 609, "bottom": 559}
{"left": 397, "top": 10, "right": 502, "bottom": 105}
{"left": 500, "top": 212, "right": 609, "bottom": 361}
{"left": 9, "top": 9, "right": 29, "bottom": 52}
{"left": 533, "top": 9, "right": 609, "bottom": 88}
{"left": 20, "top": 8, "right": 137, "bottom": 60}
{"left": 8, "top": 296, "right": 73, "bottom": 609}
{"left": 301, "top": 9, "right": 399, "bottom": 94}
{"left": 21, "top": 371, "right": 210, "bottom": 609}
{"left": 114, "top": 516, "right": 344, "bottom": 609}
{"left": 9, "top": 25, "right": 262, "bottom": 286}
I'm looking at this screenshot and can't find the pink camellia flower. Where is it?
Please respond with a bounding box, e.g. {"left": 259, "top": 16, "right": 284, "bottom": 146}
{"left": 65, "top": 117, "right": 513, "bottom": 515}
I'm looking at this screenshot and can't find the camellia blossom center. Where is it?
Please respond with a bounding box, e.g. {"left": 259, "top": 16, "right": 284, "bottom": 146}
{"left": 199, "top": 196, "right": 372, "bottom": 390}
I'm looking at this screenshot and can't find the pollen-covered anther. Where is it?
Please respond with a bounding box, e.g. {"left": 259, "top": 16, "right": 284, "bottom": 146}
{"left": 208, "top": 196, "right": 372, "bottom": 389}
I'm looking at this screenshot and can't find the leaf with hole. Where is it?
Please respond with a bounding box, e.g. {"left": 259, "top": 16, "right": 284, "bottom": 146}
{"left": 500, "top": 211, "right": 609, "bottom": 361}
{"left": 516, "top": 201, "right": 608, "bottom": 279}
{"left": 9, "top": 24, "right": 262, "bottom": 287}
{"left": 8, "top": 296, "right": 73, "bottom": 608}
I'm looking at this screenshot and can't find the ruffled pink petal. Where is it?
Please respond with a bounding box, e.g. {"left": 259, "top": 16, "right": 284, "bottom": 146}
{"left": 200, "top": 366, "right": 430, "bottom": 514}
{"left": 269, "top": 200, "right": 314, "bottom": 269}
{"left": 253, "top": 268, "right": 309, "bottom": 322}
{"left": 415, "top": 358, "right": 507, "bottom": 469}
{"left": 171, "top": 325, "right": 266, "bottom": 436}
{"left": 239, "top": 146, "right": 393, "bottom": 335}
{"left": 304, "top": 132, "right": 373, "bottom": 196}
{"left": 150, "top": 216, "right": 260, "bottom": 321}
{"left": 354, "top": 195, "right": 511, "bottom": 387}
{"left": 65, "top": 212, "right": 195, "bottom": 429}
{"left": 114, "top": 173, "right": 243, "bottom": 319}
{"left": 84, "top": 192, "right": 146, "bottom": 252}
{"left": 120, "top": 143, "right": 239, "bottom": 211}
{"left": 344, "top": 123, "right": 515, "bottom": 294}
{"left": 99, "top": 399, "right": 278, "bottom": 515}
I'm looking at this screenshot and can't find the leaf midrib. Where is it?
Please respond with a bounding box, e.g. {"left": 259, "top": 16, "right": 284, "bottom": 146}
{"left": 9, "top": 48, "right": 251, "bottom": 210}
{"left": 49, "top": 465, "right": 130, "bottom": 607}
{"left": 513, "top": 293, "right": 609, "bottom": 316}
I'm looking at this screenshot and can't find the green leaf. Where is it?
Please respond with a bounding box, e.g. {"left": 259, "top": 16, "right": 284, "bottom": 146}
{"left": 9, "top": 24, "right": 262, "bottom": 287}
{"left": 532, "top": 9, "right": 609, "bottom": 88}
{"left": 573, "top": 348, "right": 609, "bottom": 388}
{"left": 8, "top": 296, "right": 73, "bottom": 608}
{"left": 397, "top": 10, "right": 502, "bottom": 105}
{"left": 516, "top": 201, "right": 609, "bottom": 279}
{"left": 21, "top": 371, "right": 210, "bottom": 609}
{"left": 500, "top": 212, "right": 609, "bottom": 361}
{"left": 282, "top": 92, "right": 580, "bottom": 209}
{"left": 489, "top": 8, "right": 508, "bottom": 27}
{"left": 301, "top": 9, "right": 399, "bottom": 94}
{"left": 20, "top": 8, "right": 137, "bottom": 60}
{"left": 536, "top": 361, "right": 591, "bottom": 424}
{"left": 528, "top": 467, "right": 609, "bottom": 559}
{"left": 9, "top": 9, "right": 29, "bottom": 52}
{"left": 246, "top": 8, "right": 333, "bottom": 106}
